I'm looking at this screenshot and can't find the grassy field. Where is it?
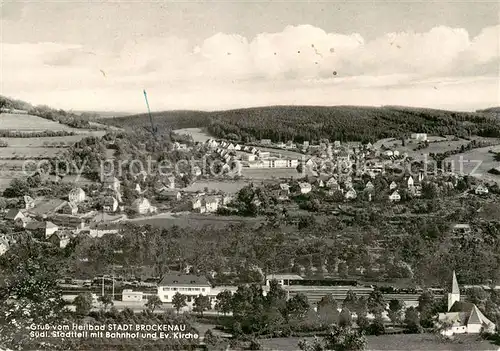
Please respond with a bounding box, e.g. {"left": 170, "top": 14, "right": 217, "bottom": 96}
{"left": 131, "top": 213, "right": 264, "bottom": 229}
{"left": 0, "top": 113, "right": 75, "bottom": 131}
{"left": 0, "top": 113, "right": 106, "bottom": 190}
{"left": 183, "top": 180, "right": 250, "bottom": 194}
{"left": 1, "top": 132, "right": 106, "bottom": 148}
{"left": 374, "top": 135, "right": 500, "bottom": 161}
{"left": 241, "top": 168, "right": 305, "bottom": 180}
{"left": 260, "top": 334, "right": 498, "bottom": 351}
{"left": 445, "top": 145, "right": 500, "bottom": 182}
{"left": 173, "top": 128, "right": 212, "bottom": 143}
{"left": 0, "top": 147, "right": 63, "bottom": 159}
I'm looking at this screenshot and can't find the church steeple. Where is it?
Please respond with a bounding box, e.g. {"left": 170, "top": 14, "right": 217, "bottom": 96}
{"left": 448, "top": 270, "right": 460, "bottom": 311}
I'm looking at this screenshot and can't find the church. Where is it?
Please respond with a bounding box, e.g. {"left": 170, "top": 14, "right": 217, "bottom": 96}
{"left": 437, "top": 271, "right": 495, "bottom": 336}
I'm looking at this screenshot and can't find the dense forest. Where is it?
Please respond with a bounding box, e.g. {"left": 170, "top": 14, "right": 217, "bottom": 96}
{"left": 106, "top": 105, "right": 500, "bottom": 143}
{"left": 105, "top": 110, "right": 212, "bottom": 131}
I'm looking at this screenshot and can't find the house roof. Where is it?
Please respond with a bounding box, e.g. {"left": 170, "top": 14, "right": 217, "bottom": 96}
{"left": 5, "top": 209, "right": 22, "bottom": 220}
{"left": 158, "top": 273, "right": 210, "bottom": 287}
{"left": 25, "top": 221, "right": 58, "bottom": 230}
{"left": 266, "top": 274, "right": 303, "bottom": 281}
{"left": 28, "top": 198, "right": 67, "bottom": 216}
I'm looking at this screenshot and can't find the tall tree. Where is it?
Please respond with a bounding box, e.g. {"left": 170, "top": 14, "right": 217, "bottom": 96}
{"left": 215, "top": 290, "right": 233, "bottom": 315}
{"left": 388, "top": 299, "right": 405, "bottom": 326}
{"left": 172, "top": 292, "right": 187, "bottom": 314}
{"left": 193, "top": 294, "right": 211, "bottom": 317}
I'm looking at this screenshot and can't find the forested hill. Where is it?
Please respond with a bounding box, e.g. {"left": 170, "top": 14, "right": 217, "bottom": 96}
{"left": 106, "top": 110, "right": 212, "bottom": 131}
{"left": 105, "top": 105, "right": 500, "bottom": 143}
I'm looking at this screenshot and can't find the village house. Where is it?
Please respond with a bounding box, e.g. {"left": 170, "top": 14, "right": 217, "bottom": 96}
{"left": 411, "top": 133, "right": 428, "bottom": 142}
{"left": 192, "top": 166, "right": 202, "bottom": 177}
{"left": 0, "top": 238, "right": 9, "bottom": 256}
{"left": 131, "top": 198, "right": 154, "bottom": 215}
{"left": 407, "top": 176, "right": 415, "bottom": 188}
{"left": 242, "top": 153, "right": 256, "bottom": 162}
{"left": 326, "top": 177, "right": 340, "bottom": 190}
{"left": 159, "top": 189, "right": 182, "bottom": 201}
{"left": 389, "top": 181, "right": 398, "bottom": 190}
{"left": 102, "top": 176, "right": 121, "bottom": 193}
{"left": 48, "top": 231, "right": 71, "bottom": 249}
{"left": 475, "top": 185, "right": 489, "bottom": 195}
{"left": 122, "top": 289, "right": 144, "bottom": 302}
{"left": 68, "top": 187, "right": 86, "bottom": 203}
{"left": 59, "top": 201, "right": 78, "bottom": 215}
{"left": 201, "top": 196, "right": 219, "bottom": 213}
{"left": 102, "top": 196, "right": 119, "bottom": 212}
{"left": 5, "top": 209, "right": 24, "bottom": 221}
{"left": 298, "top": 183, "right": 312, "bottom": 194}
{"left": 165, "top": 176, "right": 176, "bottom": 189}
{"left": 345, "top": 188, "right": 357, "bottom": 200}
{"left": 452, "top": 224, "right": 472, "bottom": 235}
{"left": 260, "top": 139, "right": 271, "bottom": 145}
{"left": 437, "top": 271, "right": 495, "bottom": 335}
{"left": 389, "top": 190, "right": 401, "bottom": 202}
{"left": 157, "top": 273, "right": 212, "bottom": 307}
{"left": 257, "top": 151, "right": 270, "bottom": 159}
{"left": 135, "top": 183, "right": 142, "bottom": 194}
{"left": 365, "top": 181, "right": 375, "bottom": 191}
{"left": 26, "top": 221, "right": 59, "bottom": 239}
{"left": 14, "top": 216, "right": 32, "bottom": 229}
{"left": 22, "top": 195, "right": 35, "bottom": 210}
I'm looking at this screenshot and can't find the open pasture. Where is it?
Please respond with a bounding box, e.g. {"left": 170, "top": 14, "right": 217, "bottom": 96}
{"left": 445, "top": 145, "right": 500, "bottom": 181}
{"left": 0, "top": 113, "right": 74, "bottom": 131}
{"left": 1, "top": 132, "right": 105, "bottom": 148}
{"left": 0, "top": 147, "right": 63, "bottom": 159}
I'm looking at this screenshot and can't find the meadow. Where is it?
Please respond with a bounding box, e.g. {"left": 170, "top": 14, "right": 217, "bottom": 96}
{"left": 0, "top": 112, "right": 106, "bottom": 190}
{"left": 183, "top": 180, "right": 250, "bottom": 194}
{"left": 0, "top": 113, "right": 74, "bottom": 131}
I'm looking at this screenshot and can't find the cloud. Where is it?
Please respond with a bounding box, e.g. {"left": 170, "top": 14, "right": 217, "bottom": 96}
{"left": 1, "top": 24, "right": 499, "bottom": 111}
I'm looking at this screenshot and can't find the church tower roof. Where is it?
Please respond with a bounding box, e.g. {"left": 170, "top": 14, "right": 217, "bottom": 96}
{"left": 452, "top": 271, "right": 460, "bottom": 294}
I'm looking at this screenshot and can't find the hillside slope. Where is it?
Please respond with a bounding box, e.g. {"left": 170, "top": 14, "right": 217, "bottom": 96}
{"left": 106, "top": 105, "right": 500, "bottom": 143}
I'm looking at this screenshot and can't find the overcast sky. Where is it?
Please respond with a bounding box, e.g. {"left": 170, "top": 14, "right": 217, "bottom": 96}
{"left": 1, "top": 0, "right": 499, "bottom": 112}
